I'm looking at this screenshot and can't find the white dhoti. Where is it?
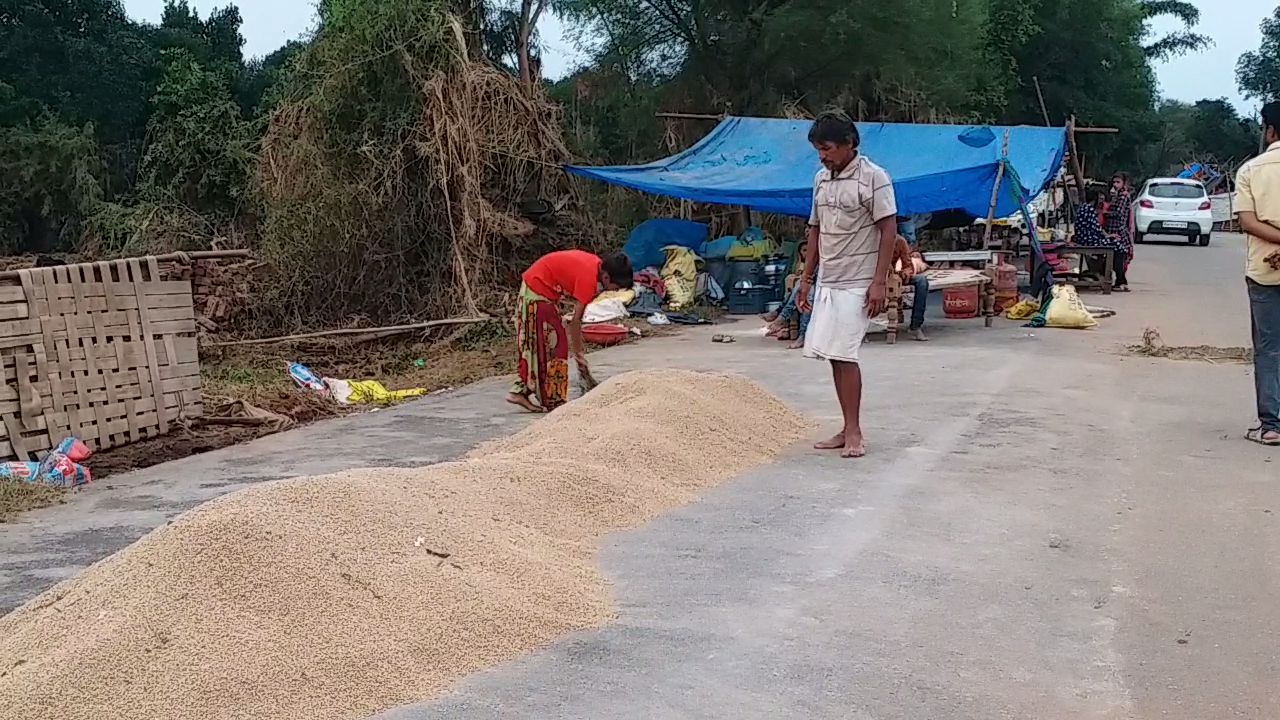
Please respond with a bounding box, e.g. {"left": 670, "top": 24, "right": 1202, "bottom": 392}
{"left": 803, "top": 286, "right": 869, "bottom": 363}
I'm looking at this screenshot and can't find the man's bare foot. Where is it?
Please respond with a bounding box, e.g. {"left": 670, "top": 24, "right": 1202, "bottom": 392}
{"left": 841, "top": 441, "right": 866, "bottom": 458}
{"left": 814, "top": 432, "right": 845, "bottom": 450}
{"left": 506, "top": 393, "right": 545, "bottom": 413}
{"left": 787, "top": 338, "right": 804, "bottom": 350}
{"left": 912, "top": 327, "right": 929, "bottom": 342}
{"left": 762, "top": 311, "right": 780, "bottom": 323}
{"left": 765, "top": 320, "right": 785, "bottom": 337}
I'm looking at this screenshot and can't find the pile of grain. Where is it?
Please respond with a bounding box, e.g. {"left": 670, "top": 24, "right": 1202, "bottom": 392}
{"left": 0, "top": 370, "right": 808, "bottom": 720}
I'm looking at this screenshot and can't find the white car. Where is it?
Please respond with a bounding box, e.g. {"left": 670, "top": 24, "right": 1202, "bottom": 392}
{"left": 1134, "top": 178, "right": 1214, "bottom": 246}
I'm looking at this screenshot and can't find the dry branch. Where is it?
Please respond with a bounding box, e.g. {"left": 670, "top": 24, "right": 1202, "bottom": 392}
{"left": 205, "top": 316, "right": 494, "bottom": 347}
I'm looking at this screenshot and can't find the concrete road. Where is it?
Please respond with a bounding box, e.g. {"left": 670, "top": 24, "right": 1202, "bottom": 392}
{"left": 3, "top": 234, "right": 1277, "bottom": 718}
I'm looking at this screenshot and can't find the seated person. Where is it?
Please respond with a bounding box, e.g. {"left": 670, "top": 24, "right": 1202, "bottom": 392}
{"left": 1073, "top": 187, "right": 1130, "bottom": 291}
{"left": 892, "top": 235, "right": 931, "bottom": 342}
{"left": 765, "top": 242, "right": 814, "bottom": 349}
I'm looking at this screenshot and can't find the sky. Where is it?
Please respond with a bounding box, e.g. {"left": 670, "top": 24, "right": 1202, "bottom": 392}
{"left": 122, "top": 0, "right": 1269, "bottom": 113}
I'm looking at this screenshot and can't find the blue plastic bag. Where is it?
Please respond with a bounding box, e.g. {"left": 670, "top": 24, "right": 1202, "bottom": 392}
{"left": 623, "top": 219, "right": 709, "bottom": 270}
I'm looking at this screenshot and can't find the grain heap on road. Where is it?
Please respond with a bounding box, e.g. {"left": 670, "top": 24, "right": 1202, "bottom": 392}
{"left": 0, "top": 369, "right": 809, "bottom": 720}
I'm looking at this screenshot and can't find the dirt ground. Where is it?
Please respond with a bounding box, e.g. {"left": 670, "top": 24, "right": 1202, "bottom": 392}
{"left": 84, "top": 317, "right": 675, "bottom": 481}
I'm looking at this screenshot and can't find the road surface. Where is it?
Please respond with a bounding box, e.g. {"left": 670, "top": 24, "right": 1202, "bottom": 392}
{"left": 2, "top": 234, "right": 1276, "bottom": 719}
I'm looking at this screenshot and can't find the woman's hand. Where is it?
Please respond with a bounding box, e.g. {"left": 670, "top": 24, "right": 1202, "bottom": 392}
{"left": 575, "top": 352, "right": 598, "bottom": 391}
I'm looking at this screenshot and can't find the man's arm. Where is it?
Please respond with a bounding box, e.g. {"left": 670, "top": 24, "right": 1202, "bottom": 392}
{"left": 866, "top": 168, "right": 899, "bottom": 316}
{"left": 1240, "top": 212, "right": 1280, "bottom": 246}
{"left": 866, "top": 216, "right": 897, "bottom": 316}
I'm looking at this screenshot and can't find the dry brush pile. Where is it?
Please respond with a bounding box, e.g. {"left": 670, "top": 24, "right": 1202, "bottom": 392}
{"left": 253, "top": 0, "right": 604, "bottom": 332}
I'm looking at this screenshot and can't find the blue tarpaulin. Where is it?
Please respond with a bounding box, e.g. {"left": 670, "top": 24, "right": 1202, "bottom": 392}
{"left": 566, "top": 117, "right": 1068, "bottom": 219}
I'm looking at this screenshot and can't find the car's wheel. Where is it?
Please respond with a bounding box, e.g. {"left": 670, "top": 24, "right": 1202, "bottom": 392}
{"left": 1199, "top": 234, "right": 1211, "bottom": 247}
{"left": 1134, "top": 232, "right": 1145, "bottom": 244}
{"left": 1187, "top": 235, "right": 1198, "bottom": 244}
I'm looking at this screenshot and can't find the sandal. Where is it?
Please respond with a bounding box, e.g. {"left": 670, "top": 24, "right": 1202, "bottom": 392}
{"left": 712, "top": 334, "right": 736, "bottom": 344}
{"left": 1246, "top": 427, "right": 1280, "bottom": 446}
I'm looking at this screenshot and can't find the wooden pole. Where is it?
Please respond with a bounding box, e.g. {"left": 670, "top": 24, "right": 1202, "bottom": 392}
{"left": 205, "top": 317, "right": 494, "bottom": 348}
{"left": 1066, "top": 116, "right": 1087, "bottom": 195}
{"left": 1031, "top": 76, "right": 1060, "bottom": 233}
{"left": 654, "top": 112, "right": 724, "bottom": 121}
{"left": 982, "top": 130, "right": 1012, "bottom": 247}
{"left": 0, "top": 249, "right": 252, "bottom": 281}
{"left": 1033, "top": 76, "right": 1052, "bottom": 127}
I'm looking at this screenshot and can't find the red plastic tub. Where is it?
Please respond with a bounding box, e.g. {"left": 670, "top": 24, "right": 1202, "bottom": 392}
{"left": 582, "top": 323, "right": 629, "bottom": 346}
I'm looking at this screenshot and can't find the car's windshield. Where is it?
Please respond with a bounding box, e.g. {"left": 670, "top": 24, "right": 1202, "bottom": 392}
{"left": 1147, "top": 183, "right": 1205, "bottom": 199}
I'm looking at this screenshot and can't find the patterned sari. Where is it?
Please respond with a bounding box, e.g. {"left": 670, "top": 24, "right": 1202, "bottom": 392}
{"left": 511, "top": 282, "right": 570, "bottom": 410}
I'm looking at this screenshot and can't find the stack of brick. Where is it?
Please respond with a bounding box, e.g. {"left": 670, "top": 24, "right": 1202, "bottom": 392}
{"left": 162, "top": 258, "right": 256, "bottom": 334}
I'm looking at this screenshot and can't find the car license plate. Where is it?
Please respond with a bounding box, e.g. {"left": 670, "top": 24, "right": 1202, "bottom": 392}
{"left": 1164, "top": 221, "right": 1187, "bottom": 229}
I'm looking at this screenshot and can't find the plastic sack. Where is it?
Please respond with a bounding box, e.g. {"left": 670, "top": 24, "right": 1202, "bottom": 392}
{"left": 583, "top": 298, "right": 629, "bottom": 324}
{"left": 0, "top": 436, "right": 94, "bottom": 488}
{"left": 661, "top": 246, "right": 700, "bottom": 311}
{"left": 622, "top": 219, "right": 709, "bottom": 271}
{"left": 289, "top": 362, "right": 326, "bottom": 392}
{"left": 1044, "top": 285, "right": 1097, "bottom": 329}
{"left": 725, "top": 227, "right": 775, "bottom": 261}
{"left": 594, "top": 289, "right": 636, "bottom": 306}
{"left": 1005, "top": 298, "right": 1041, "bottom": 320}
{"left": 324, "top": 378, "right": 427, "bottom": 406}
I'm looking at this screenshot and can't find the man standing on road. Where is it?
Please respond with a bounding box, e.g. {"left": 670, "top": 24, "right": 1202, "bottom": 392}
{"left": 797, "top": 111, "right": 898, "bottom": 458}
{"left": 1235, "top": 101, "right": 1280, "bottom": 446}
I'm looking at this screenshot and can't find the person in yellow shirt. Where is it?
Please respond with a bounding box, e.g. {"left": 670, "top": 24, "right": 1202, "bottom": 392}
{"left": 1234, "top": 101, "right": 1280, "bottom": 446}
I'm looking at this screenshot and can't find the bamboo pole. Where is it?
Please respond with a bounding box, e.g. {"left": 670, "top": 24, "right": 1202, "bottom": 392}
{"left": 1033, "top": 76, "right": 1052, "bottom": 127}
{"left": 654, "top": 112, "right": 724, "bottom": 121}
{"left": 205, "top": 317, "right": 495, "bottom": 348}
{"left": 982, "top": 130, "right": 1012, "bottom": 247}
{"left": 0, "top": 249, "right": 253, "bottom": 281}
{"left": 1066, "top": 116, "right": 1087, "bottom": 195}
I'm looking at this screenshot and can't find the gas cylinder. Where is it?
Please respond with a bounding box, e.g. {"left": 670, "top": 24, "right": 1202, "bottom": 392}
{"left": 993, "top": 254, "right": 1019, "bottom": 311}
{"left": 943, "top": 284, "right": 980, "bottom": 319}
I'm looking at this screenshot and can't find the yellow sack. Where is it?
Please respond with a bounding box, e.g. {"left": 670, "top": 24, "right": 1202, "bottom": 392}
{"left": 1005, "top": 298, "right": 1040, "bottom": 320}
{"left": 661, "top": 245, "right": 699, "bottom": 311}
{"left": 1044, "top": 285, "right": 1097, "bottom": 329}
{"left": 347, "top": 380, "right": 428, "bottom": 405}
{"left": 724, "top": 227, "right": 776, "bottom": 261}
{"left": 594, "top": 288, "right": 636, "bottom": 306}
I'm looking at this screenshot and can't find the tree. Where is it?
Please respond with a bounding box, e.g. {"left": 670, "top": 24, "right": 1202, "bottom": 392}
{"left": 137, "top": 49, "right": 253, "bottom": 216}
{"left": 1137, "top": 99, "right": 1258, "bottom": 178}
{"left": 0, "top": 0, "right": 161, "bottom": 144}
{"left": 1139, "top": 0, "right": 1211, "bottom": 61}
{"left": 555, "top": 0, "right": 989, "bottom": 119}
{"left": 0, "top": 118, "right": 104, "bottom": 253}
{"left": 515, "top": 0, "right": 549, "bottom": 86}
{"left": 1238, "top": 7, "right": 1280, "bottom": 102}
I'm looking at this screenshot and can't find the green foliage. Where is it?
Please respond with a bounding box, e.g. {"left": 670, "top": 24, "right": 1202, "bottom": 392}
{"left": 1238, "top": 7, "right": 1280, "bottom": 102}
{"left": 0, "top": 0, "right": 159, "bottom": 144}
{"left": 137, "top": 48, "right": 254, "bottom": 216}
{"left": 0, "top": 0, "right": 1241, "bottom": 332}
{"left": 0, "top": 118, "right": 104, "bottom": 253}
{"left": 1139, "top": 0, "right": 1211, "bottom": 61}
{"left": 1136, "top": 99, "right": 1259, "bottom": 178}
